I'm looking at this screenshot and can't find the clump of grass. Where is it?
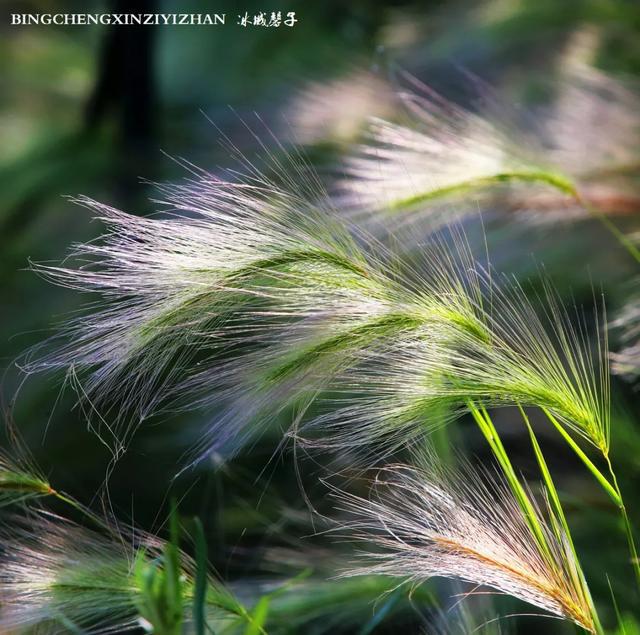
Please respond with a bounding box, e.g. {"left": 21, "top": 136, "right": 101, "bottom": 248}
{"left": 26, "top": 164, "right": 609, "bottom": 471}
{"left": 0, "top": 509, "right": 253, "bottom": 634}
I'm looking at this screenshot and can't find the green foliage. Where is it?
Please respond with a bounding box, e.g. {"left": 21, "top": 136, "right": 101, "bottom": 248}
{"left": 134, "top": 506, "right": 185, "bottom": 635}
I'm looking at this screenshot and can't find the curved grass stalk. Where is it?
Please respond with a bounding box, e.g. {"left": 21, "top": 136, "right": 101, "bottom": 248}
{"left": 542, "top": 409, "right": 619, "bottom": 507}
{"left": 384, "top": 170, "right": 577, "bottom": 212}
{"left": 603, "top": 454, "right": 640, "bottom": 595}
{"left": 519, "top": 406, "right": 576, "bottom": 550}
{"left": 467, "top": 403, "right": 550, "bottom": 556}
{"left": 572, "top": 191, "right": 640, "bottom": 264}
{"left": 393, "top": 172, "right": 640, "bottom": 265}
{"left": 521, "top": 407, "right": 603, "bottom": 634}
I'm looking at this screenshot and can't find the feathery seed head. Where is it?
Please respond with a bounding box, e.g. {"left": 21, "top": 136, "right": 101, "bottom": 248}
{"left": 300, "top": 267, "right": 609, "bottom": 456}
{"left": 0, "top": 450, "right": 53, "bottom": 505}
{"left": 333, "top": 462, "right": 597, "bottom": 632}
{"left": 611, "top": 285, "right": 640, "bottom": 381}
{"left": 338, "top": 69, "right": 640, "bottom": 230}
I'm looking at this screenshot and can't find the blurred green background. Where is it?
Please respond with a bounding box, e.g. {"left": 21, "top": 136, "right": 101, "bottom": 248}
{"left": 2, "top": 1, "right": 640, "bottom": 632}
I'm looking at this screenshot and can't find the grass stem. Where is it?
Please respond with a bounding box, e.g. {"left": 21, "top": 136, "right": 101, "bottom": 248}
{"left": 468, "top": 401, "right": 549, "bottom": 556}
{"left": 603, "top": 452, "right": 640, "bottom": 593}
{"left": 543, "top": 408, "right": 640, "bottom": 593}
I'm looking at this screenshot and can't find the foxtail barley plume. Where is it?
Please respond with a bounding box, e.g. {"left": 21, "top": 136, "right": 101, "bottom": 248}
{"left": 303, "top": 272, "right": 609, "bottom": 456}
{"left": 0, "top": 512, "right": 147, "bottom": 632}
{"left": 338, "top": 69, "right": 640, "bottom": 230}
{"left": 333, "top": 462, "right": 597, "bottom": 632}
{"left": 285, "top": 70, "right": 395, "bottom": 145}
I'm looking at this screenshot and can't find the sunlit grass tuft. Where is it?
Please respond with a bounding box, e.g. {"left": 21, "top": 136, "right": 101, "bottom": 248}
{"left": 0, "top": 509, "right": 254, "bottom": 634}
